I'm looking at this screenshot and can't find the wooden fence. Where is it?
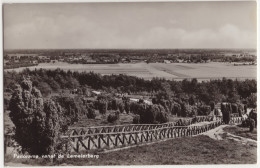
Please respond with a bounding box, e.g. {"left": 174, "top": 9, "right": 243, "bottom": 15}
{"left": 61, "top": 116, "right": 245, "bottom": 153}
{"left": 68, "top": 115, "right": 215, "bottom": 136}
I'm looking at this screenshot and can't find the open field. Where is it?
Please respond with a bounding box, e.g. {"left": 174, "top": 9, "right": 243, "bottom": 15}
{"left": 5, "top": 62, "right": 256, "bottom": 81}
{"left": 149, "top": 62, "right": 257, "bottom": 80}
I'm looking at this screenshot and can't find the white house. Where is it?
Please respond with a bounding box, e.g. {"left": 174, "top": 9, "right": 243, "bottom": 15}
{"left": 92, "top": 91, "right": 101, "bottom": 96}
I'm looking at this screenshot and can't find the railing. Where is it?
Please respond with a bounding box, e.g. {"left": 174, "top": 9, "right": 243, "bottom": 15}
{"left": 61, "top": 120, "right": 224, "bottom": 152}
{"left": 229, "top": 116, "right": 247, "bottom": 124}
{"left": 4, "top": 116, "right": 245, "bottom": 155}
{"left": 68, "top": 123, "right": 176, "bottom": 136}
{"left": 68, "top": 115, "right": 216, "bottom": 136}
{"left": 61, "top": 116, "right": 246, "bottom": 153}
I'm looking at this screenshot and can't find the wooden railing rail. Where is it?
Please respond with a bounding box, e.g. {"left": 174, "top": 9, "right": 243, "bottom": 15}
{"left": 68, "top": 115, "right": 217, "bottom": 136}
{"left": 61, "top": 119, "right": 235, "bottom": 153}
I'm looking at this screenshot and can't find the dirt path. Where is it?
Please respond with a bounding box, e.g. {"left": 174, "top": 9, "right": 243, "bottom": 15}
{"left": 201, "top": 125, "right": 257, "bottom": 146}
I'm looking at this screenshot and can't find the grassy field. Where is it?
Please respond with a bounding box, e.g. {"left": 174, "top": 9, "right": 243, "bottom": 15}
{"left": 5, "top": 62, "right": 256, "bottom": 81}
{"left": 149, "top": 62, "right": 257, "bottom": 80}
{"left": 5, "top": 134, "right": 257, "bottom": 166}
{"left": 223, "top": 125, "right": 257, "bottom": 141}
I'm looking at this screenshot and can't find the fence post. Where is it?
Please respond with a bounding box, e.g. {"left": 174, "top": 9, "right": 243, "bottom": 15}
{"left": 135, "top": 133, "right": 138, "bottom": 144}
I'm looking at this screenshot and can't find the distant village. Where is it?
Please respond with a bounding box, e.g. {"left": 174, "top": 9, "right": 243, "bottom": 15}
{"left": 3, "top": 49, "right": 257, "bottom": 69}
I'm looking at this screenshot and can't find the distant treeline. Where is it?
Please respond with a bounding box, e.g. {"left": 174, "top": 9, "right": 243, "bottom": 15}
{"left": 4, "top": 62, "right": 38, "bottom": 69}
{"left": 4, "top": 48, "right": 256, "bottom": 55}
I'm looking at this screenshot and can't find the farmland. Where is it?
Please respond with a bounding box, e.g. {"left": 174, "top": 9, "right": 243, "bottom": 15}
{"left": 5, "top": 62, "right": 256, "bottom": 81}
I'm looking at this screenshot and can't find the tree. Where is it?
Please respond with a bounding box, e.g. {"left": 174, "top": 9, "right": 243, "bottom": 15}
{"left": 111, "top": 99, "right": 118, "bottom": 110}
{"left": 118, "top": 101, "right": 125, "bottom": 113}
{"left": 247, "top": 94, "right": 257, "bottom": 108}
{"left": 198, "top": 105, "right": 211, "bottom": 116}
{"left": 133, "top": 115, "right": 140, "bottom": 124}
{"left": 249, "top": 109, "right": 257, "bottom": 127}
{"left": 171, "top": 103, "right": 181, "bottom": 116}
{"left": 107, "top": 111, "right": 120, "bottom": 123}
{"left": 124, "top": 101, "right": 130, "bottom": 114}
{"left": 140, "top": 104, "right": 169, "bottom": 124}
{"left": 231, "top": 103, "right": 238, "bottom": 114}
{"left": 53, "top": 96, "right": 83, "bottom": 123}
{"left": 9, "top": 77, "right": 64, "bottom": 155}
{"left": 98, "top": 100, "right": 107, "bottom": 115}
{"left": 221, "top": 103, "right": 231, "bottom": 124}
{"left": 87, "top": 108, "right": 96, "bottom": 119}
{"left": 209, "top": 101, "right": 215, "bottom": 111}
{"left": 37, "top": 82, "right": 52, "bottom": 97}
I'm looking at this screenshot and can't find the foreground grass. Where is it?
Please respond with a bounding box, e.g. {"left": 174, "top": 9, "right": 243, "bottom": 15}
{"left": 223, "top": 125, "right": 257, "bottom": 141}
{"left": 6, "top": 135, "right": 257, "bottom": 166}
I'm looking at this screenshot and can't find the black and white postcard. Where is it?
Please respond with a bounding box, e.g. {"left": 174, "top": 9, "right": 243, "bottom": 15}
{"left": 2, "top": 0, "right": 258, "bottom": 166}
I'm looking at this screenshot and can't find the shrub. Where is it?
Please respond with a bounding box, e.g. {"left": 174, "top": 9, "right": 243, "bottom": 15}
{"left": 180, "top": 103, "right": 196, "bottom": 117}
{"left": 111, "top": 99, "right": 118, "bottom": 110}
{"left": 209, "top": 101, "right": 215, "bottom": 111}
{"left": 197, "top": 105, "right": 211, "bottom": 116}
{"left": 9, "top": 77, "right": 65, "bottom": 155}
{"left": 160, "top": 99, "right": 170, "bottom": 112}
{"left": 130, "top": 102, "right": 147, "bottom": 115}
{"left": 231, "top": 103, "right": 238, "bottom": 114}
{"left": 140, "top": 104, "right": 169, "bottom": 124}
{"left": 133, "top": 115, "right": 140, "bottom": 124}
{"left": 180, "top": 103, "right": 188, "bottom": 117}
{"left": 52, "top": 96, "right": 83, "bottom": 123}
{"left": 98, "top": 100, "right": 107, "bottom": 115}
{"left": 118, "top": 102, "right": 125, "bottom": 113}
{"left": 107, "top": 111, "right": 120, "bottom": 123}
{"left": 237, "top": 103, "right": 244, "bottom": 117}
{"left": 247, "top": 94, "right": 256, "bottom": 108}
{"left": 221, "top": 103, "right": 231, "bottom": 124}
{"left": 244, "top": 104, "right": 248, "bottom": 114}
{"left": 107, "top": 101, "right": 112, "bottom": 110}
{"left": 156, "top": 111, "right": 169, "bottom": 123}
{"left": 87, "top": 108, "right": 96, "bottom": 119}
{"left": 175, "top": 118, "right": 192, "bottom": 126}
{"left": 249, "top": 109, "right": 257, "bottom": 127}
{"left": 249, "top": 118, "right": 255, "bottom": 132}
{"left": 241, "top": 119, "right": 250, "bottom": 127}
{"left": 124, "top": 101, "right": 130, "bottom": 114}
{"left": 190, "top": 106, "right": 198, "bottom": 116}
{"left": 138, "top": 99, "right": 144, "bottom": 103}
{"left": 140, "top": 105, "right": 159, "bottom": 124}
{"left": 171, "top": 103, "right": 181, "bottom": 116}
{"left": 214, "top": 108, "right": 220, "bottom": 116}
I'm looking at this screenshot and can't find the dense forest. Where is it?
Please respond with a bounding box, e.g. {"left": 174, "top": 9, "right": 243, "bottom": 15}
{"left": 4, "top": 68, "right": 256, "bottom": 109}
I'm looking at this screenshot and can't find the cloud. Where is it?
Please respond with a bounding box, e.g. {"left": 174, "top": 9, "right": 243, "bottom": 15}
{"left": 130, "top": 24, "right": 256, "bottom": 49}
{"left": 4, "top": 16, "right": 256, "bottom": 49}
{"left": 3, "top": 2, "right": 256, "bottom": 49}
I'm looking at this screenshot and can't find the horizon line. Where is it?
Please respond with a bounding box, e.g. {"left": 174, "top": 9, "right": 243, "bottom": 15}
{"left": 4, "top": 48, "right": 257, "bottom": 51}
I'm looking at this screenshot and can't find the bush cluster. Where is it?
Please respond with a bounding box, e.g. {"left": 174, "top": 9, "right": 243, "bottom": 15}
{"left": 9, "top": 77, "right": 65, "bottom": 155}
{"left": 107, "top": 111, "right": 120, "bottom": 123}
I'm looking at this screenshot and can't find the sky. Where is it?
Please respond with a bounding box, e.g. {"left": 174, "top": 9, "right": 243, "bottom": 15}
{"left": 3, "top": 1, "right": 257, "bottom": 49}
